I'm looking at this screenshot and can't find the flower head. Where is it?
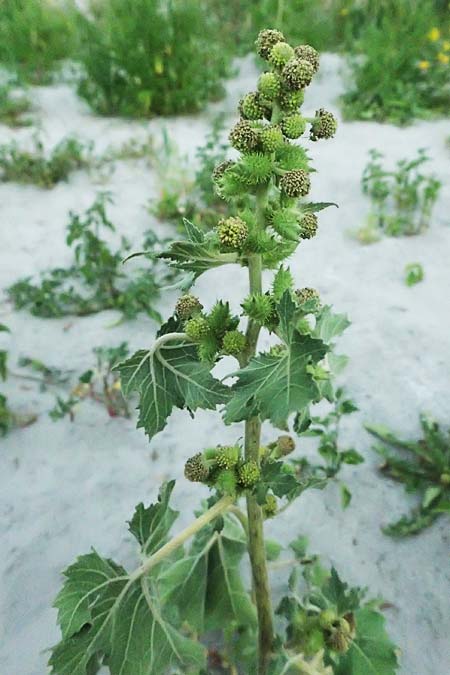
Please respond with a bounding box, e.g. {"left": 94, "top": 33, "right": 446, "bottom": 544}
{"left": 427, "top": 27, "right": 441, "bottom": 42}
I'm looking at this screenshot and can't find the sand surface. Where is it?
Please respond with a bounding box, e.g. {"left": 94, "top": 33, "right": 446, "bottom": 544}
{"left": 0, "top": 55, "right": 449, "bottom": 674}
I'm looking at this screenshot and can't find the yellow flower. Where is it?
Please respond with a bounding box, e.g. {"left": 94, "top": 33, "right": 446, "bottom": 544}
{"left": 340, "top": 7, "right": 349, "bottom": 16}
{"left": 437, "top": 52, "right": 450, "bottom": 64}
{"left": 418, "top": 60, "right": 431, "bottom": 70}
{"left": 443, "top": 40, "right": 450, "bottom": 51}
{"left": 427, "top": 27, "right": 441, "bottom": 41}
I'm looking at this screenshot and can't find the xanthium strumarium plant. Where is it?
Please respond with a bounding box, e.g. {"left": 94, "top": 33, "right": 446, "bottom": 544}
{"left": 49, "top": 31, "right": 399, "bottom": 675}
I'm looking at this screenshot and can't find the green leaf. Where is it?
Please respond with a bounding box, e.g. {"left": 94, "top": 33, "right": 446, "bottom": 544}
{"left": 300, "top": 201, "right": 338, "bottom": 213}
{"left": 0, "top": 323, "right": 10, "bottom": 333}
{"left": 204, "top": 517, "right": 257, "bottom": 631}
{"left": 128, "top": 481, "right": 178, "bottom": 555}
{"left": 50, "top": 551, "right": 206, "bottom": 675}
{"left": 225, "top": 293, "right": 328, "bottom": 428}
{"left": 334, "top": 608, "right": 399, "bottom": 675}
{"left": 422, "top": 485, "right": 442, "bottom": 509}
{"left": 341, "top": 449, "right": 365, "bottom": 465}
{"left": 157, "top": 219, "right": 237, "bottom": 279}
{"left": 159, "top": 516, "right": 256, "bottom": 635}
{"left": 341, "top": 483, "right": 352, "bottom": 509}
{"left": 159, "top": 527, "right": 212, "bottom": 633}
{"left": 322, "top": 567, "right": 364, "bottom": 615}
{"left": 0, "top": 350, "right": 7, "bottom": 381}
{"left": 289, "top": 535, "right": 309, "bottom": 559}
{"left": 118, "top": 320, "right": 231, "bottom": 439}
{"left": 314, "top": 305, "right": 350, "bottom": 344}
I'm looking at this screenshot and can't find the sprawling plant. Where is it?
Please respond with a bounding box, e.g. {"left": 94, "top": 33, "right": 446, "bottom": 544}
{"left": 50, "top": 31, "right": 398, "bottom": 674}
{"left": 356, "top": 148, "right": 441, "bottom": 242}
{"left": 366, "top": 414, "right": 450, "bottom": 536}
{"left": 8, "top": 194, "right": 173, "bottom": 321}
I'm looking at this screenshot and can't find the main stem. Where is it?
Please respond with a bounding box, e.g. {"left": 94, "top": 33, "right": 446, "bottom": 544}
{"left": 244, "top": 187, "right": 274, "bottom": 674}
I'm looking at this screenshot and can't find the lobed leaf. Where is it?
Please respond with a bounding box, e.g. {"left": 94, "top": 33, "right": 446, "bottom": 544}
{"left": 117, "top": 320, "right": 231, "bottom": 439}
{"left": 128, "top": 481, "right": 179, "bottom": 555}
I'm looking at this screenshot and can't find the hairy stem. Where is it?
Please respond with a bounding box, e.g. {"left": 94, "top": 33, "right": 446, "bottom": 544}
{"left": 244, "top": 187, "right": 274, "bottom": 674}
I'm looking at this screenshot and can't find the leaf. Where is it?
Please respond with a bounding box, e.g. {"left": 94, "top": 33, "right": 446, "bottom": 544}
{"left": 0, "top": 323, "right": 10, "bottom": 332}
{"left": 300, "top": 202, "right": 338, "bottom": 213}
{"left": 157, "top": 219, "right": 237, "bottom": 279}
{"left": 314, "top": 306, "right": 350, "bottom": 344}
{"left": 159, "top": 527, "right": 212, "bottom": 633}
{"left": 341, "top": 449, "right": 365, "bottom": 465}
{"left": 50, "top": 551, "right": 206, "bottom": 675}
{"left": 422, "top": 485, "right": 441, "bottom": 509}
{"left": 322, "top": 568, "right": 364, "bottom": 615}
{"left": 382, "top": 509, "right": 439, "bottom": 537}
{"left": 205, "top": 517, "right": 257, "bottom": 631}
{"left": 128, "top": 481, "right": 178, "bottom": 555}
{"left": 341, "top": 483, "right": 352, "bottom": 509}
{"left": 117, "top": 320, "right": 230, "bottom": 439}
{"left": 289, "top": 535, "right": 309, "bottom": 559}
{"left": 0, "top": 350, "right": 7, "bottom": 381}
{"left": 159, "top": 516, "right": 256, "bottom": 635}
{"left": 225, "top": 293, "right": 328, "bottom": 428}
{"left": 334, "top": 608, "right": 399, "bottom": 675}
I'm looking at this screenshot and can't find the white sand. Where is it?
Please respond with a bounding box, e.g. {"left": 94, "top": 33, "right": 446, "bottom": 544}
{"left": 0, "top": 55, "right": 449, "bottom": 675}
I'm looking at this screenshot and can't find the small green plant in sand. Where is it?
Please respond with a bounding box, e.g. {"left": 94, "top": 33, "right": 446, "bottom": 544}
{"left": 404, "top": 263, "right": 424, "bottom": 287}
{"left": 0, "top": 324, "right": 38, "bottom": 436}
{"left": 0, "top": 0, "right": 75, "bottom": 84}
{"left": 292, "top": 388, "right": 363, "bottom": 509}
{"left": 366, "top": 414, "right": 450, "bottom": 536}
{"left": 0, "top": 84, "right": 32, "bottom": 127}
{"left": 75, "top": 0, "right": 230, "bottom": 117}
{"left": 50, "top": 343, "right": 130, "bottom": 422}
{"left": 49, "top": 31, "right": 398, "bottom": 675}
{"left": 8, "top": 193, "right": 174, "bottom": 321}
{"left": 341, "top": 0, "right": 449, "bottom": 124}
{"left": 356, "top": 148, "right": 441, "bottom": 242}
{"left": 151, "top": 118, "right": 236, "bottom": 230}
{"left": 0, "top": 135, "right": 93, "bottom": 188}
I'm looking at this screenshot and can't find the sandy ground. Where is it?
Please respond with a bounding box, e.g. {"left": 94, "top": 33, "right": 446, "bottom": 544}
{"left": 0, "top": 55, "right": 449, "bottom": 675}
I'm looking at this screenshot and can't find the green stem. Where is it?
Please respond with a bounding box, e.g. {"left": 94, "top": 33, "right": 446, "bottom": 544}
{"left": 244, "top": 187, "right": 274, "bottom": 674}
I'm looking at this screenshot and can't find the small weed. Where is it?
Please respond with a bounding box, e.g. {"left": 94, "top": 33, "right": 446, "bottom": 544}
{"left": 0, "top": 135, "right": 93, "bottom": 188}
{"left": 151, "top": 119, "right": 239, "bottom": 230}
{"left": 7, "top": 193, "right": 175, "bottom": 321}
{"left": 357, "top": 148, "right": 441, "bottom": 239}
{"left": 0, "top": 324, "right": 38, "bottom": 436}
{"left": 404, "top": 263, "right": 424, "bottom": 287}
{"left": 366, "top": 414, "right": 450, "bottom": 536}
{"left": 0, "top": 84, "right": 32, "bottom": 127}
{"left": 293, "top": 387, "right": 362, "bottom": 508}
{"left": 75, "top": 0, "right": 231, "bottom": 117}
{"left": 341, "top": 0, "right": 449, "bottom": 124}
{"left": 0, "top": 0, "right": 75, "bottom": 84}
{"left": 49, "top": 343, "right": 130, "bottom": 421}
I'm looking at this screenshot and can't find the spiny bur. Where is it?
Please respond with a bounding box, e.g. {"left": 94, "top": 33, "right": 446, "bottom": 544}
{"left": 310, "top": 108, "right": 338, "bottom": 141}
{"left": 237, "top": 460, "right": 261, "bottom": 488}
{"left": 294, "top": 44, "right": 320, "bottom": 73}
{"left": 255, "top": 28, "right": 285, "bottom": 59}
{"left": 184, "top": 453, "right": 209, "bottom": 483}
{"left": 175, "top": 294, "right": 203, "bottom": 320}
{"left": 280, "top": 170, "right": 311, "bottom": 198}
{"left": 185, "top": 316, "right": 210, "bottom": 341}
{"left": 217, "top": 216, "right": 248, "bottom": 250}
{"left": 269, "top": 42, "right": 295, "bottom": 68}
{"left": 300, "top": 213, "right": 318, "bottom": 239}
{"left": 216, "top": 445, "right": 240, "bottom": 469}
{"left": 222, "top": 330, "right": 246, "bottom": 356}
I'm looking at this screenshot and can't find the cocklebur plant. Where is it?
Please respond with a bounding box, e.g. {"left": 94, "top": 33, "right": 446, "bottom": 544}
{"left": 49, "top": 31, "right": 398, "bottom": 675}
